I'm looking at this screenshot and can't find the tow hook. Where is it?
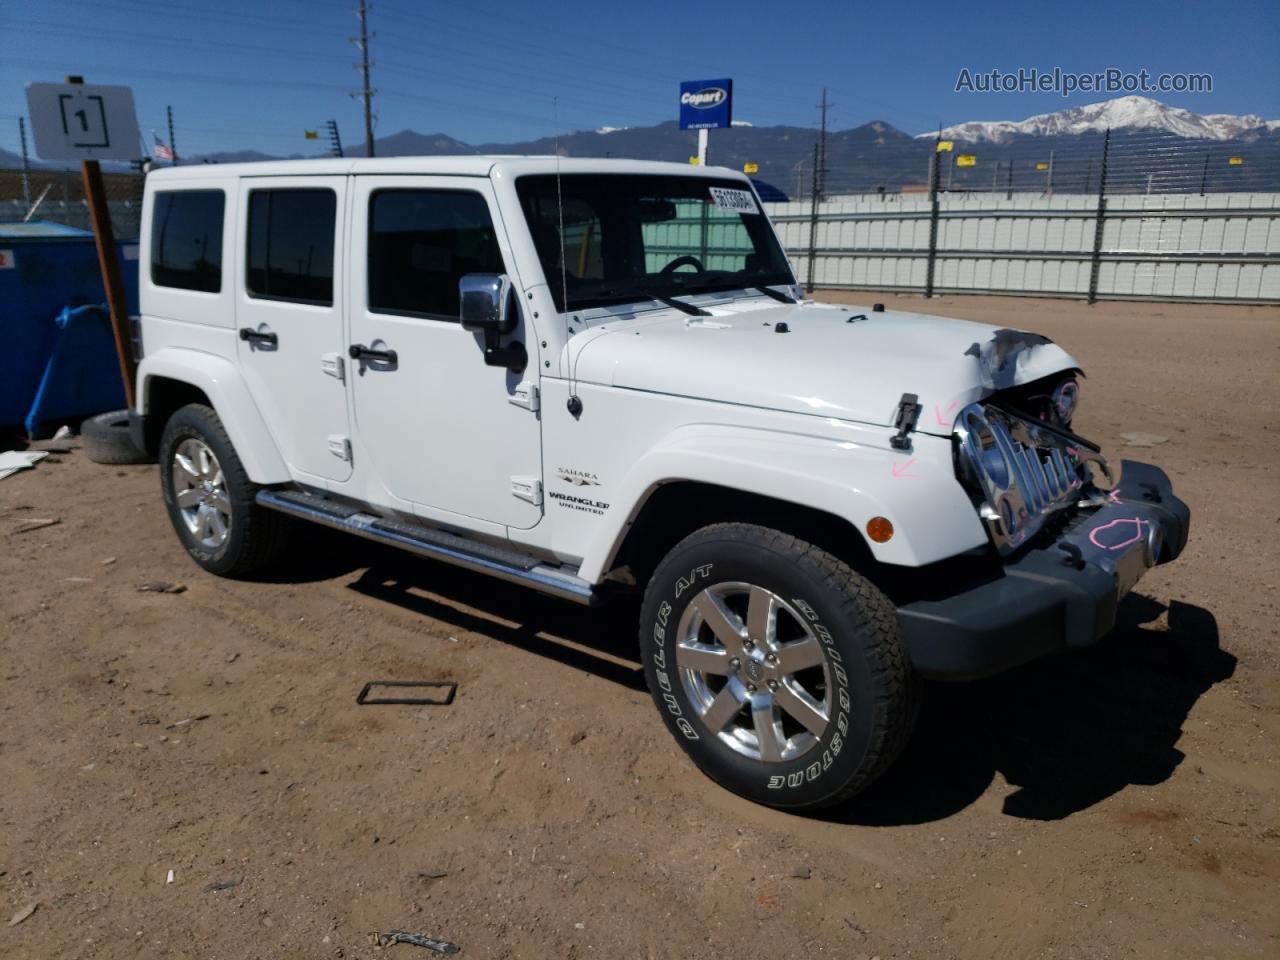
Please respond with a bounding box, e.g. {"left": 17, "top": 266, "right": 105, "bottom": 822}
{"left": 1057, "top": 542, "right": 1087, "bottom": 570}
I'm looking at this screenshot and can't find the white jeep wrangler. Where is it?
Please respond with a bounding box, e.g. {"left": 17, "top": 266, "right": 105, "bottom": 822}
{"left": 130, "top": 157, "right": 1190, "bottom": 810}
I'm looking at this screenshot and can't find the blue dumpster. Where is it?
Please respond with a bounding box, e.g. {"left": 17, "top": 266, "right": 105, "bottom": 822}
{"left": 0, "top": 221, "right": 140, "bottom": 439}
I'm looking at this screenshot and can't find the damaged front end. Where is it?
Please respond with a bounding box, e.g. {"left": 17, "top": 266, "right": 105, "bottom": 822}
{"left": 953, "top": 401, "right": 1109, "bottom": 555}
{"left": 896, "top": 388, "right": 1191, "bottom": 680}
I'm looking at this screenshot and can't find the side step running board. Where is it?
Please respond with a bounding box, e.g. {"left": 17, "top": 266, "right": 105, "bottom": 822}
{"left": 256, "top": 489, "right": 597, "bottom": 606}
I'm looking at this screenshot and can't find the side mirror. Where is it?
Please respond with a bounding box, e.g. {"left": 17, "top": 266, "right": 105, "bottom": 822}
{"left": 458, "top": 273, "right": 526, "bottom": 373}
{"left": 459, "top": 273, "right": 516, "bottom": 334}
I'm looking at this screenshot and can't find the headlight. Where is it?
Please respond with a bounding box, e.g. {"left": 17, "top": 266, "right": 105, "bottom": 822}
{"left": 1050, "top": 378, "right": 1080, "bottom": 427}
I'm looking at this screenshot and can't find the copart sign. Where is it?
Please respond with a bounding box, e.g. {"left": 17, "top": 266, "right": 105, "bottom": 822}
{"left": 679, "top": 78, "right": 733, "bottom": 130}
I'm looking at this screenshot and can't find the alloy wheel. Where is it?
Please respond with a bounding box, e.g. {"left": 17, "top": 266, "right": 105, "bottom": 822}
{"left": 676, "top": 581, "right": 832, "bottom": 762}
{"left": 172, "top": 438, "right": 231, "bottom": 549}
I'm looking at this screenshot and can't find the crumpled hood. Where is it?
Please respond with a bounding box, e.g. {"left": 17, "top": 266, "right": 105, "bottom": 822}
{"left": 568, "top": 301, "right": 1080, "bottom": 434}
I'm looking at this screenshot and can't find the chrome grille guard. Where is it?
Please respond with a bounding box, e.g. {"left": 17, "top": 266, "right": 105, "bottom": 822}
{"left": 954, "top": 402, "right": 1110, "bottom": 554}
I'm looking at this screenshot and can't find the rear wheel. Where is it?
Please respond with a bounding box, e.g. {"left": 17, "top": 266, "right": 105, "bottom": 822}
{"left": 158, "top": 403, "right": 290, "bottom": 577}
{"left": 640, "top": 522, "right": 918, "bottom": 810}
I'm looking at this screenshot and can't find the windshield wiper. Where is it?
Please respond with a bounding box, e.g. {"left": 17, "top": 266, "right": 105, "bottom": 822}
{"left": 754, "top": 285, "right": 796, "bottom": 304}
{"left": 652, "top": 294, "right": 711, "bottom": 317}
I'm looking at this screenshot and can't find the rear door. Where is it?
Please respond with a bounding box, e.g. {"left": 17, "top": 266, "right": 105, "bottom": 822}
{"left": 235, "top": 176, "right": 352, "bottom": 484}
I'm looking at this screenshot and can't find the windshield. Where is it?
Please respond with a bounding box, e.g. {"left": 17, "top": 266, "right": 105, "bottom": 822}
{"left": 516, "top": 173, "right": 794, "bottom": 312}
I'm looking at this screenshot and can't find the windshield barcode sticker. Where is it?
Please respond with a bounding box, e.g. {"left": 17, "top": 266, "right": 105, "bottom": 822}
{"left": 708, "top": 187, "right": 760, "bottom": 215}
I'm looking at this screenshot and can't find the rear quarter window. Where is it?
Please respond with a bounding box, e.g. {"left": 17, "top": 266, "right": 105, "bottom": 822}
{"left": 151, "top": 190, "right": 225, "bottom": 293}
{"left": 246, "top": 188, "right": 337, "bottom": 305}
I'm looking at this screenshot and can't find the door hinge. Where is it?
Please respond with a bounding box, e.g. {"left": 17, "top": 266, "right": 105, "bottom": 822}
{"left": 320, "top": 352, "right": 345, "bottom": 382}
{"left": 328, "top": 435, "right": 352, "bottom": 462}
{"left": 510, "top": 475, "right": 543, "bottom": 506}
{"left": 508, "top": 380, "right": 540, "bottom": 412}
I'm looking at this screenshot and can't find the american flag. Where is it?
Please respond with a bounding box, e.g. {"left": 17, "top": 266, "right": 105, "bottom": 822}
{"left": 153, "top": 132, "right": 174, "bottom": 162}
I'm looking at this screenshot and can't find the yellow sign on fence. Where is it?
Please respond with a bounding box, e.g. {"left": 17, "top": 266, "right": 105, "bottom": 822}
{"left": 1035, "top": 161, "right": 1050, "bottom": 171}
{"left": 304, "top": 130, "right": 319, "bottom": 140}
{"left": 956, "top": 155, "right": 976, "bottom": 168}
{"left": 743, "top": 162, "right": 759, "bottom": 174}
{"left": 688, "top": 156, "right": 700, "bottom": 165}
{"left": 936, "top": 140, "right": 954, "bottom": 152}
{"left": 1228, "top": 156, "right": 1244, "bottom": 166}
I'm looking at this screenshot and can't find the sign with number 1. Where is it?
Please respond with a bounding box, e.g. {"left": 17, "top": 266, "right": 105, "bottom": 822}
{"left": 25, "top": 83, "right": 141, "bottom": 161}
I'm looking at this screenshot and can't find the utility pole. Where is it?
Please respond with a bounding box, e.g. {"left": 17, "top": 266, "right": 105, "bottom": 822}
{"left": 1046, "top": 149, "right": 1054, "bottom": 195}
{"left": 18, "top": 117, "right": 31, "bottom": 207}
{"left": 354, "top": 0, "right": 376, "bottom": 157}
{"left": 167, "top": 105, "right": 179, "bottom": 165}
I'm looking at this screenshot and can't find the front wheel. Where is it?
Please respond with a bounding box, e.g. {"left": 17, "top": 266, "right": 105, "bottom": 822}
{"left": 158, "top": 403, "right": 291, "bottom": 577}
{"left": 639, "top": 523, "right": 918, "bottom": 810}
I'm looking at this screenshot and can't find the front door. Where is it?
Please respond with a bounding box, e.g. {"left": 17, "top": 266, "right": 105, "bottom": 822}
{"left": 235, "top": 176, "right": 352, "bottom": 484}
{"left": 347, "top": 176, "right": 542, "bottom": 530}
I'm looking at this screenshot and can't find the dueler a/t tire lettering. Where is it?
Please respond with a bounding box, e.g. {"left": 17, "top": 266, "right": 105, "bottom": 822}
{"left": 639, "top": 522, "right": 918, "bottom": 810}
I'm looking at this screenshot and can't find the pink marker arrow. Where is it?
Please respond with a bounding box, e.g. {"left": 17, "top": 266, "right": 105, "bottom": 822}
{"left": 891, "top": 458, "right": 918, "bottom": 479}
{"left": 935, "top": 401, "right": 960, "bottom": 427}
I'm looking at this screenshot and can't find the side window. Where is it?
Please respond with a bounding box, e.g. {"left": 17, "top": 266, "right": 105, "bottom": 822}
{"left": 368, "top": 189, "right": 505, "bottom": 320}
{"left": 246, "top": 189, "right": 337, "bottom": 305}
{"left": 151, "top": 190, "right": 225, "bottom": 293}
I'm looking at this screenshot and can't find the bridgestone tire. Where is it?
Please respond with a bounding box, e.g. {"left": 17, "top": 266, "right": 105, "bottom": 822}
{"left": 81, "top": 409, "right": 153, "bottom": 465}
{"left": 158, "top": 403, "right": 291, "bottom": 577}
{"left": 640, "top": 522, "right": 919, "bottom": 810}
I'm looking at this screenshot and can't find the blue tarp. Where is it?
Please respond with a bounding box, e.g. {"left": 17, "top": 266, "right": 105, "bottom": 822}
{"left": 24, "top": 305, "right": 126, "bottom": 437}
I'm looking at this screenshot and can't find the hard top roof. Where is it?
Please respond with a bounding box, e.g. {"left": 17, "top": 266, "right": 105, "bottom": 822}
{"left": 146, "top": 155, "right": 750, "bottom": 182}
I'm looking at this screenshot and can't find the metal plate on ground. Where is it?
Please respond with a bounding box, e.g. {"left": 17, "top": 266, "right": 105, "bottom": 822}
{"left": 356, "top": 681, "right": 457, "bottom": 706}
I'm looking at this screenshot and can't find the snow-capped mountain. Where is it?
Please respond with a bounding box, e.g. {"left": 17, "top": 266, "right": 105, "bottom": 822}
{"left": 919, "top": 96, "right": 1274, "bottom": 143}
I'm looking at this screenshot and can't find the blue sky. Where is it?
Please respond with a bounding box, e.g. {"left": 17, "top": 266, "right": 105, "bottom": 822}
{"left": 1, "top": 0, "right": 1277, "bottom": 158}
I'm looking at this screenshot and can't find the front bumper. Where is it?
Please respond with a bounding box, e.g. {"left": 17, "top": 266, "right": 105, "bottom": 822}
{"left": 898, "top": 460, "right": 1190, "bottom": 680}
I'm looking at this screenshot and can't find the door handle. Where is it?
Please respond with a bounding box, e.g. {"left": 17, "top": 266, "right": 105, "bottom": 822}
{"left": 348, "top": 343, "right": 398, "bottom": 365}
{"left": 239, "top": 327, "right": 278, "bottom": 347}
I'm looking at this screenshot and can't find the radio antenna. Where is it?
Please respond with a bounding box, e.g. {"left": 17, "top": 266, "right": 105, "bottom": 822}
{"left": 553, "top": 98, "right": 570, "bottom": 331}
{"left": 555, "top": 98, "right": 583, "bottom": 417}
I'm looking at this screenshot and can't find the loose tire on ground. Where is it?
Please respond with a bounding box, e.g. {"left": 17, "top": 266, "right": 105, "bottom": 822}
{"left": 158, "top": 403, "right": 291, "bottom": 577}
{"left": 639, "top": 522, "right": 919, "bottom": 810}
{"left": 81, "top": 409, "right": 153, "bottom": 465}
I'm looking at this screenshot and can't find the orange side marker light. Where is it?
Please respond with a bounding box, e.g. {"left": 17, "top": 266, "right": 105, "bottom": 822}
{"left": 866, "top": 516, "right": 894, "bottom": 543}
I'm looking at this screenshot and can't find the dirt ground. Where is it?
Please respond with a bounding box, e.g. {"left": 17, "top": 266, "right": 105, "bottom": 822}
{"left": 2, "top": 293, "right": 1278, "bottom": 960}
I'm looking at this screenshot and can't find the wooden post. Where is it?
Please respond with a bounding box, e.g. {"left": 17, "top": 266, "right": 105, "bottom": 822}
{"left": 67, "top": 75, "right": 135, "bottom": 408}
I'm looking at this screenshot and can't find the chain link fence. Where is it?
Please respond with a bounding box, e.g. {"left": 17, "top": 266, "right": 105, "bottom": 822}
{"left": 0, "top": 167, "right": 146, "bottom": 239}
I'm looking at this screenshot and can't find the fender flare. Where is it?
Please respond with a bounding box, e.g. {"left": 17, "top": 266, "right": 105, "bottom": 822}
{"left": 136, "top": 347, "right": 290, "bottom": 484}
{"left": 576, "top": 423, "right": 988, "bottom": 582}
